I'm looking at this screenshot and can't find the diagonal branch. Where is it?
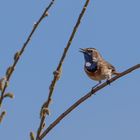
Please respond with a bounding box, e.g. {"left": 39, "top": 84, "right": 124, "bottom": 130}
{"left": 40, "top": 64, "right": 140, "bottom": 139}
{"left": 0, "top": 0, "right": 55, "bottom": 109}
{"left": 36, "top": 0, "right": 90, "bottom": 139}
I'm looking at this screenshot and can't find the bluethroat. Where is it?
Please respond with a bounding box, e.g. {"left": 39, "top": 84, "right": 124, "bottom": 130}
{"left": 80, "top": 48, "right": 120, "bottom": 88}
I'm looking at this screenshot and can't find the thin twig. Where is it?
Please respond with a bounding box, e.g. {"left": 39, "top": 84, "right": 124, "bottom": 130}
{"left": 0, "top": 0, "right": 55, "bottom": 110}
{"left": 36, "top": 1, "right": 90, "bottom": 139}
{"left": 40, "top": 64, "right": 140, "bottom": 139}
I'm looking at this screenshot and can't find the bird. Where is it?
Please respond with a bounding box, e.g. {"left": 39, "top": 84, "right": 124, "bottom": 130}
{"left": 80, "top": 48, "right": 120, "bottom": 88}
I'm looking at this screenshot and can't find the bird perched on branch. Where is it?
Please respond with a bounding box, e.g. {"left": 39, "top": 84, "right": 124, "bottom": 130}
{"left": 80, "top": 48, "right": 120, "bottom": 88}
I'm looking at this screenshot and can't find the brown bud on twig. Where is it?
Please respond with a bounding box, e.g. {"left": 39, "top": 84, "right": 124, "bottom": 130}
{"left": 5, "top": 81, "right": 9, "bottom": 88}
{"left": 0, "top": 77, "right": 6, "bottom": 91}
{"left": 41, "top": 107, "right": 50, "bottom": 118}
{"left": 53, "top": 67, "right": 62, "bottom": 81}
{"left": 14, "top": 51, "right": 20, "bottom": 61}
{"left": 6, "top": 66, "right": 13, "bottom": 77}
{"left": 44, "top": 11, "right": 49, "bottom": 17}
{"left": 30, "top": 132, "right": 35, "bottom": 140}
{"left": 3, "top": 93, "right": 14, "bottom": 99}
{"left": 45, "top": 108, "right": 50, "bottom": 115}
{"left": 33, "top": 22, "right": 37, "bottom": 28}
{"left": 42, "top": 122, "right": 46, "bottom": 129}
{"left": 0, "top": 111, "right": 6, "bottom": 123}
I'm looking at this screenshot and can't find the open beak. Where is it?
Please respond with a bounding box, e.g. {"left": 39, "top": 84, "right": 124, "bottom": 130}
{"left": 79, "top": 48, "right": 86, "bottom": 53}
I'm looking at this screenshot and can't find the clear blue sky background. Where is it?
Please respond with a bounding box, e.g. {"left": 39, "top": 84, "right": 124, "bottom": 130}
{"left": 0, "top": 0, "right": 140, "bottom": 140}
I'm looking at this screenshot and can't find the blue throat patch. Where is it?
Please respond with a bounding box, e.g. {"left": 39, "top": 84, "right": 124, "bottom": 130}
{"left": 84, "top": 53, "right": 97, "bottom": 72}
{"left": 84, "top": 53, "right": 92, "bottom": 62}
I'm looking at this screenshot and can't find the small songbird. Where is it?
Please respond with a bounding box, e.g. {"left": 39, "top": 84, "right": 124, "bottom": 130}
{"left": 80, "top": 48, "right": 120, "bottom": 87}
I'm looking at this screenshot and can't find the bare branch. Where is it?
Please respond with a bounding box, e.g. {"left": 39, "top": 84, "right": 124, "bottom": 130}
{"left": 0, "top": 0, "right": 55, "bottom": 114}
{"left": 36, "top": 0, "right": 90, "bottom": 139}
{"left": 40, "top": 64, "right": 140, "bottom": 139}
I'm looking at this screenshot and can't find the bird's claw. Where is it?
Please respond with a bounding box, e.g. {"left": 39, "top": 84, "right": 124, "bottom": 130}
{"left": 92, "top": 81, "right": 101, "bottom": 91}
{"left": 106, "top": 80, "right": 111, "bottom": 85}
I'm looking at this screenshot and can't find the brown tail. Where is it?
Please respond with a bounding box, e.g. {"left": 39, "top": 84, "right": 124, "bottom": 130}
{"left": 113, "top": 71, "right": 121, "bottom": 76}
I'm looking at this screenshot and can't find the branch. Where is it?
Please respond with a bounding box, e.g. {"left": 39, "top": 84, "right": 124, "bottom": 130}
{"left": 36, "top": 0, "right": 90, "bottom": 139}
{"left": 40, "top": 64, "right": 140, "bottom": 139}
{"left": 0, "top": 0, "right": 55, "bottom": 116}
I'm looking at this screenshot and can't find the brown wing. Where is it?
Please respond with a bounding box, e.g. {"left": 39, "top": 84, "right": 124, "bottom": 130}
{"left": 105, "top": 61, "right": 120, "bottom": 75}
{"left": 106, "top": 62, "right": 116, "bottom": 71}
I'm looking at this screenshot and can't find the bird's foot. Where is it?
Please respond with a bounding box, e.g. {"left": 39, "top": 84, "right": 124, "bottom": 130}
{"left": 92, "top": 81, "right": 101, "bottom": 91}
{"left": 106, "top": 80, "right": 111, "bottom": 85}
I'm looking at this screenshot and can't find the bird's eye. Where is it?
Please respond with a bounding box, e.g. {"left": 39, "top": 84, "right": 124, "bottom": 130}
{"left": 88, "top": 50, "right": 92, "bottom": 53}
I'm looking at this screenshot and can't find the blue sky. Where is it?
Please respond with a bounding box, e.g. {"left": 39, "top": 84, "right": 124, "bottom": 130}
{"left": 0, "top": 0, "right": 140, "bottom": 140}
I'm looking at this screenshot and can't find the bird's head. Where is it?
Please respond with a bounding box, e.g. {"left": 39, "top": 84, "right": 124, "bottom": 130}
{"left": 79, "top": 48, "right": 101, "bottom": 62}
